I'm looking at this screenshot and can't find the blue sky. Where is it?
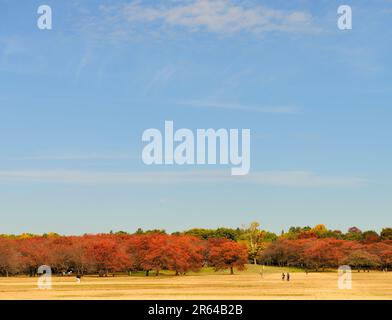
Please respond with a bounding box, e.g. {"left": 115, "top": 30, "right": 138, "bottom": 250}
{"left": 0, "top": 0, "right": 391, "bottom": 235}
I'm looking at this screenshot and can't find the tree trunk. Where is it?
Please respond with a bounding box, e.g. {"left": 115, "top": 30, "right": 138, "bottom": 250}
{"left": 230, "top": 267, "right": 234, "bottom": 275}
{"left": 253, "top": 257, "right": 257, "bottom": 265}
{"left": 146, "top": 270, "right": 149, "bottom": 276}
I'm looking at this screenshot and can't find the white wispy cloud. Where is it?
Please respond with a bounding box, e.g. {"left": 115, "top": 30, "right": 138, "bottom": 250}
{"left": 178, "top": 100, "right": 298, "bottom": 114}
{"left": 14, "top": 153, "right": 139, "bottom": 161}
{"left": 0, "top": 170, "right": 365, "bottom": 188}
{"left": 97, "top": 0, "right": 314, "bottom": 36}
{"left": 75, "top": 48, "right": 92, "bottom": 79}
{"left": 245, "top": 171, "right": 365, "bottom": 188}
{"left": 144, "top": 65, "right": 177, "bottom": 94}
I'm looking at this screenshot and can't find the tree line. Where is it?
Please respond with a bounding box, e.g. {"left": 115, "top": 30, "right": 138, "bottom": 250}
{"left": 0, "top": 224, "right": 391, "bottom": 276}
{"left": 0, "top": 234, "right": 247, "bottom": 277}
{"left": 260, "top": 238, "right": 392, "bottom": 271}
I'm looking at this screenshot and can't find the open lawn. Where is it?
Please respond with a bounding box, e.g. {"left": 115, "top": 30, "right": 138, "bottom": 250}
{"left": 0, "top": 266, "right": 390, "bottom": 300}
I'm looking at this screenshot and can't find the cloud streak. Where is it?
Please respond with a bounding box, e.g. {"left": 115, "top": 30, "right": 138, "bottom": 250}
{"left": 14, "top": 153, "right": 139, "bottom": 161}
{"left": 98, "top": 0, "right": 313, "bottom": 36}
{"left": 178, "top": 100, "right": 298, "bottom": 114}
{"left": 0, "top": 170, "right": 365, "bottom": 188}
{"left": 144, "top": 66, "right": 177, "bottom": 94}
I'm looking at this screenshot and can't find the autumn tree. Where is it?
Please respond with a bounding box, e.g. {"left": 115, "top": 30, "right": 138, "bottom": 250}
{"left": 83, "top": 236, "right": 129, "bottom": 276}
{"left": 303, "top": 239, "right": 345, "bottom": 271}
{"left": 259, "top": 239, "right": 306, "bottom": 267}
{"left": 17, "top": 237, "right": 51, "bottom": 276}
{"left": 243, "top": 222, "right": 263, "bottom": 264}
{"left": 366, "top": 242, "right": 392, "bottom": 270}
{"left": 124, "top": 235, "right": 145, "bottom": 273}
{"left": 139, "top": 234, "right": 171, "bottom": 276}
{"left": 343, "top": 250, "right": 381, "bottom": 271}
{"left": 207, "top": 239, "right": 248, "bottom": 275}
{"left": 311, "top": 224, "right": 328, "bottom": 237}
{"left": 166, "top": 236, "right": 204, "bottom": 275}
{"left": 0, "top": 239, "right": 20, "bottom": 276}
{"left": 47, "top": 237, "right": 76, "bottom": 274}
{"left": 362, "top": 231, "right": 380, "bottom": 244}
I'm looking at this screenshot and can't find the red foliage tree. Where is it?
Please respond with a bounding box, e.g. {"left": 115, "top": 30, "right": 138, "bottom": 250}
{"left": 207, "top": 239, "right": 248, "bottom": 274}
{"left": 0, "top": 239, "right": 20, "bottom": 276}
{"left": 166, "top": 235, "right": 204, "bottom": 275}
{"left": 17, "top": 237, "right": 51, "bottom": 276}
{"left": 302, "top": 239, "right": 345, "bottom": 271}
{"left": 135, "top": 234, "right": 170, "bottom": 276}
{"left": 366, "top": 242, "right": 392, "bottom": 270}
{"left": 83, "top": 235, "right": 129, "bottom": 276}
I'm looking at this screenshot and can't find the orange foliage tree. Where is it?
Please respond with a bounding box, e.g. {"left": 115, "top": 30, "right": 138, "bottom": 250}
{"left": 207, "top": 238, "right": 248, "bottom": 274}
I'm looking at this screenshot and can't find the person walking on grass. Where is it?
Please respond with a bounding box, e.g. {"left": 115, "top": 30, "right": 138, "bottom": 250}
{"left": 282, "top": 272, "right": 285, "bottom": 281}
{"left": 287, "top": 273, "right": 290, "bottom": 281}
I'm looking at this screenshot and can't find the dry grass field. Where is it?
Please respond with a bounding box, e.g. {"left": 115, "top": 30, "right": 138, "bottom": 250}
{"left": 0, "top": 266, "right": 390, "bottom": 300}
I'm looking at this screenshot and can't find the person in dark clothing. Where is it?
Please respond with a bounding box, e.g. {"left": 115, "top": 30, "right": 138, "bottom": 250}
{"left": 282, "top": 272, "right": 285, "bottom": 280}
{"left": 287, "top": 273, "right": 290, "bottom": 281}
